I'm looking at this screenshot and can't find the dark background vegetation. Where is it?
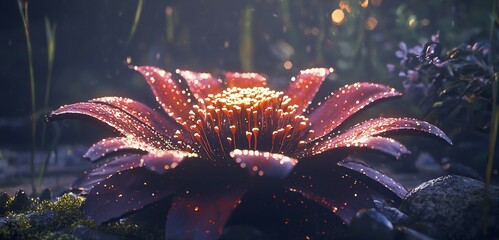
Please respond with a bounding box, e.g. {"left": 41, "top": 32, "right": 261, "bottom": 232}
{"left": 0, "top": 0, "right": 496, "bottom": 185}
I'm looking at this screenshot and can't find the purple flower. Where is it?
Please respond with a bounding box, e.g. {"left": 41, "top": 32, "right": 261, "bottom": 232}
{"left": 50, "top": 66, "right": 451, "bottom": 239}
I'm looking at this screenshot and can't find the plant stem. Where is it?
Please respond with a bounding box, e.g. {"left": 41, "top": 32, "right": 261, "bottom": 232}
{"left": 18, "top": 0, "right": 37, "bottom": 195}
{"left": 38, "top": 18, "right": 57, "bottom": 189}
{"left": 127, "top": 0, "right": 143, "bottom": 46}
{"left": 239, "top": 4, "right": 254, "bottom": 72}
{"left": 483, "top": 0, "right": 498, "bottom": 236}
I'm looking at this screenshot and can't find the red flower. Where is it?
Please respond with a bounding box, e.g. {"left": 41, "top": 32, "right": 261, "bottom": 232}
{"left": 50, "top": 66, "right": 451, "bottom": 239}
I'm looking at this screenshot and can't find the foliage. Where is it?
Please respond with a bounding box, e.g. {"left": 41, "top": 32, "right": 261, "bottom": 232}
{"left": 391, "top": 33, "right": 498, "bottom": 134}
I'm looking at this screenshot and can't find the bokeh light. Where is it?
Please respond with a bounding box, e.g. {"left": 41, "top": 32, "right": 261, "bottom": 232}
{"left": 283, "top": 60, "right": 293, "bottom": 70}
{"left": 371, "top": 0, "right": 382, "bottom": 6}
{"left": 339, "top": 1, "right": 351, "bottom": 13}
{"left": 359, "top": 0, "right": 369, "bottom": 8}
{"left": 364, "top": 16, "right": 378, "bottom": 30}
{"left": 331, "top": 9, "right": 345, "bottom": 25}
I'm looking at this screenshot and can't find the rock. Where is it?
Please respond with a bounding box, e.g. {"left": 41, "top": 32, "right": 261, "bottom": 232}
{"left": 26, "top": 211, "right": 57, "bottom": 228}
{"left": 374, "top": 200, "right": 408, "bottom": 224}
{"left": 349, "top": 208, "right": 394, "bottom": 240}
{"left": 72, "top": 224, "right": 121, "bottom": 240}
{"left": 393, "top": 226, "right": 433, "bottom": 240}
{"left": 0, "top": 217, "right": 9, "bottom": 227}
{"left": 11, "top": 189, "right": 31, "bottom": 212}
{"left": 39, "top": 188, "right": 52, "bottom": 201}
{"left": 409, "top": 221, "right": 444, "bottom": 239}
{"left": 400, "top": 175, "right": 499, "bottom": 239}
{"left": 0, "top": 192, "right": 10, "bottom": 215}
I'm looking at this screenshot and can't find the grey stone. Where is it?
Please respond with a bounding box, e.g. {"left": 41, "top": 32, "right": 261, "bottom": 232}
{"left": 72, "top": 224, "right": 121, "bottom": 240}
{"left": 349, "top": 208, "right": 394, "bottom": 240}
{"left": 374, "top": 200, "right": 408, "bottom": 224}
{"left": 400, "top": 175, "right": 499, "bottom": 240}
{"left": 394, "top": 226, "right": 433, "bottom": 240}
{"left": 0, "top": 217, "right": 9, "bottom": 227}
{"left": 11, "top": 189, "right": 31, "bottom": 212}
{"left": 26, "top": 211, "right": 57, "bottom": 228}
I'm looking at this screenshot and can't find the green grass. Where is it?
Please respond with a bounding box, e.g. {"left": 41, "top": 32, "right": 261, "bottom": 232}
{"left": 38, "top": 18, "right": 57, "bottom": 190}
{"left": 17, "top": 0, "right": 37, "bottom": 195}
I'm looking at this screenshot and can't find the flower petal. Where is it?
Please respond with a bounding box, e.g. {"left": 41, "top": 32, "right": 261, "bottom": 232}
{"left": 82, "top": 167, "right": 173, "bottom": 224}
{"left": 230, "top": 149, "right": 297, "bottom": 178}
{"left": 165, "top": 188, "right": 246, "bottom": 240}
{"left": 301, "top": 117, "right": 451, "bottom": 157}
{"left": 306, "top": 83, "right": 401, "bottom": 141}
{"left": 286, "top": 163, "right": 374, "bottom": 224}
{"left": 284, "top": 68, "right": 331, "bottom": 114}
{"left": 134, "top": 66, "right": 196, "bottom": 122}
{"left": 83, "top": 137, "right": 149, "bottom": 162}
{"left": 73, "top": 151, "right": 194, "bottom": 192}
{"left": 224, "top": 72, "right": 267, "bottom": 89}
{"left": 337, "top": 158, "right": 408, "bottom": 200}
{"left": 177, "top": 70, "right": 223, "bottom": 102}
{"left": 165, "top": 158, "right": 247, "bottom": 240}
{"left": 90, "top": 96, "right": 190, "bottom": 142}
{"left": 49, "top": 102, "right": 178, "bottom": 150}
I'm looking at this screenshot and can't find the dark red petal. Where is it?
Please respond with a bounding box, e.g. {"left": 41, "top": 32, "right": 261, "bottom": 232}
{"left": 302, "top": 117, "right": 451, "bottom": 157}
{"left": 286, "top": 163, "right": 373, "bottom": 224}
{"left": 306, "top": 83, "right": 401, "bottom": 141}
{"left": 284, "top": 68, "right": 331, "bottom": 114}
{"left": 359, "top": 137, "right": 410, "bottom": 158}
{"left": 50, "top": 102, "right": 179, "bottom": 150}
{"left": 165, "top": 188, "right": 246, "bottom": 240}
{"left": 224, "top": 72, "right": 267, "bottom": 89}
{"left": 177, "top": 70, "right": 223, "bottom": 102}
{"left": 89, "top": 96, "right": 190, "bottom": 142}
{"left": 338, "top": 158, "right": 408, "bottom": 200}
{"left": 84, "top": 137, "right": 151, "bottom": 162}
{"left": 73, "top": 151, "right": 193, "bottom": 192}
{"left": 82, "top": 167, "right": 173, "bottom": 224}
{"left": 229, "top": 149, "right": 297, "bottom": 178}
{"left": 133, "top": 66, "right": 196, "bottom": 122}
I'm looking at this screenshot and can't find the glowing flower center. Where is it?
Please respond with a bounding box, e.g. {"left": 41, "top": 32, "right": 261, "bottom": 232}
{"left": 181, "top": 87, "right": 311, "bottom": 160}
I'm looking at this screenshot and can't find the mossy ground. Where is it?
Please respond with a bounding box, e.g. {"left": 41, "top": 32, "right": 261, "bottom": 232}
{"left": 0, "top": 192, "right": 163, "bottom": 240}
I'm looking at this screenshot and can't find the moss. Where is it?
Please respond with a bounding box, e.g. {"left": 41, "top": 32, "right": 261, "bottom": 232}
{"left": 0, "top": 214, "right": 33, "bottom": 239}
{"left": 34, "top": 193, "right": 91, "bottom": 228}
{"left": 101, "top": 219, "right": 164, "bottom": 239}
{"left": 0, "top": 192, "right": 164, "bottom": 239}
{"left": 0, "top": 193, "right": 92, "bottom": 240}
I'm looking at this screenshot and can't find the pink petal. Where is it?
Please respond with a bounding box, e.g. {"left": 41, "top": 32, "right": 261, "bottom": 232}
{"left": 284, "top": 68, "right": 331, "bottom": 114}
{"left": 338, "top": 158, "right": 408, "bottom": 200}
{"left": 82, "top": 167, "right": 173, "bottom": 224}
{"left": 230, "top": 149, "right": 297, "bottom": 178}
{"left": 133, "top": 66, "right": 196, "bottom": 122}
{"left": 358, "top": 137, "right": 410, "bottom": 159}
{"left": 301, "top": 117, "right": 451, "bottom": 157}
{"left": 84, "top": 137, "right": 149, "bottom": 162}
{"left": 177, "top": 70, "right": 223, "bottom": 102}
{"left": 90, "top": 96, "right": 190, "bottom": 142}
{"left": 306, "top": 83, "right": 401, "bottom": 141}
{"left": 165, "top": 188, "right": 246, "bottom": 240}
{"left": 50, "top": 102, "right": 178, "bottom": 150}
{"left": 73, "top": 151, "right": 191, "bottom": 192}
{"left": 224, "top": 72, "right": 267, "bottom": 89}
{"left": 72, "top": 153, "right": 144, "bottom": 192}
{"left": 286, "top": 164, "right": 374, "bottom": 224}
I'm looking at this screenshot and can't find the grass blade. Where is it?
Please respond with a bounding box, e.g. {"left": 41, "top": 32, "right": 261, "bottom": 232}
{"left": 18, "top": 0, "right": 37, "bottom": 194}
